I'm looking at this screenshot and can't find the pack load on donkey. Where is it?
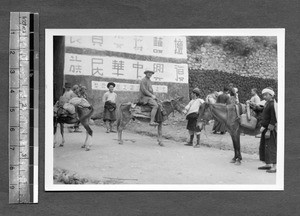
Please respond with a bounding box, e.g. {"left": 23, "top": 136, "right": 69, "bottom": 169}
{"left": 53, "top": 95, "right": 94, "bottom": 151}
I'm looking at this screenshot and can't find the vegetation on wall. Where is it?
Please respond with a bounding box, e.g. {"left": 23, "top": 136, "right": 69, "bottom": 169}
{"left": 187, "top": 36, "right": 277, "bottom": 57}
{"left": 189, "top": 69, "right": 278, "bottom": 103}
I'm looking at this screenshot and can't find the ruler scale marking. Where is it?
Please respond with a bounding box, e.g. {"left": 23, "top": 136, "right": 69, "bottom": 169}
{"left": 9, "top": 12, "right": 38, "bottom": 204}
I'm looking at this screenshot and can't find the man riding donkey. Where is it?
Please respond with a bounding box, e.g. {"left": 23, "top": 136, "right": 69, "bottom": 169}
{"left": 138, "top": 70, "right": 164, "bottom": 126}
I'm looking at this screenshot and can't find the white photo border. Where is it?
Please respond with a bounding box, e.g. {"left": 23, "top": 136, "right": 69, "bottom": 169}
{"left": 45, "top": 29, "right": 285, "bottom": 191}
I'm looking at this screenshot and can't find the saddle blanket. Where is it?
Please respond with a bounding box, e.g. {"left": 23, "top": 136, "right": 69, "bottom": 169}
{"left": 130, "top": 104, "right": 165, "bottom": 123}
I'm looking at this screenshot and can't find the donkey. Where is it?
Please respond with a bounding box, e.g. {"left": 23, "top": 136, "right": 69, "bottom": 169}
{"left": 197, "top": 102, "right": 262, "bottom": 165}
{"left": 116, "top": 97, "right": 185, "bottom": 146}
{"left": 54, "top": 105, "right": 94, "bottom": 151}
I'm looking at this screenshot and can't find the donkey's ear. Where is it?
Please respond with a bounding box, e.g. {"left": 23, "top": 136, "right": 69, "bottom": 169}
{"left": 175, "top": 96, "right": 184, "bottom": 101}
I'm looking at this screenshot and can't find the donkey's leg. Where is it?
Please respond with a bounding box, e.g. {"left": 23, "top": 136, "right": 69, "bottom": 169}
{"left": 82, "top": 131, "right": 88, "bottom": 149}
{"left": 82, "top": 123, "right": 93, "bottom": 151}
{"left": 230, "top": 131, "right": 242, "bottom": 165}
{"left": 117, "top": 118, "right": 130, "bottom": 145}
{"left": 229, "top": 133, "right": 237, "bottom": 163}
{"left": 234, "top": 133, "right": 242, "bottom": 165}
{"left": 59, "top": 123, "right": 65, "bottom": 147}
{"left": 53, "top": 120, "right": 58, "bottom": 148}
{"left": 157, "top": 123, "right": 164, "bottom": 146}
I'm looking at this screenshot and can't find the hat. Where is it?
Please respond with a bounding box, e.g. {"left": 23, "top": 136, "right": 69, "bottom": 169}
{"left": 262, "top": 87, "right": 275, "bottom": 96}
{"left": 65, "top": 83, "right": 71, "bottom": 88}
{"left": 81, "top": 86, "right": 87, "bottom": 90}
{"left": 107, "top": 82, "right": 116, "bottom": 88}
{"left": 192, "top": 88, "right": 201, "bottom": 95}
{"left": 144, "top": 70, "right": 155, "bottom": 75}
{"left": 72, "top": 84, "right": 79, "bottom": 90}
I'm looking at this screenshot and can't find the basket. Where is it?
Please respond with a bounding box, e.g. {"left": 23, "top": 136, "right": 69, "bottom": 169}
{"left": 240, "top": 114, "right": 257, "bottom": 130}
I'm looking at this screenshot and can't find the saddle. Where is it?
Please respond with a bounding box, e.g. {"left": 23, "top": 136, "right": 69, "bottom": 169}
{"left": 130, "top": 103, "right": 166, "bottom": 123}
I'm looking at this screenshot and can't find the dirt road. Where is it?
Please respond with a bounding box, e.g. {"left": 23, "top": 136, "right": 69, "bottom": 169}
{"left": 53, "top": 125, "right": 275, "bottom": 185}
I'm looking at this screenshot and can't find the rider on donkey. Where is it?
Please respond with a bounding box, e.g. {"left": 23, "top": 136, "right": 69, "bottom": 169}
{"left": 138, "top": 70, "right": 159, "bottom": 126}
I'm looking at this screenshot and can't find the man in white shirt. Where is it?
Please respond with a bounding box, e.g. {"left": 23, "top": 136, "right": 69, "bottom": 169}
{"left": 248, "top": 88, "right": 261, "bottom": 108}
{"left": 183, "top": 88, "right": 204, "bottom": 148}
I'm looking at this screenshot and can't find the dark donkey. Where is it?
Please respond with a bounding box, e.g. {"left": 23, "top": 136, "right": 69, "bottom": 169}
{"left": 54, "top": 105, "right": 94, "bottom": 151}
{"left": 117, "top": 97, "right": 185, "bottom": 146}
{"left": 197, "top": 102, "right": 261, "bottom": 165}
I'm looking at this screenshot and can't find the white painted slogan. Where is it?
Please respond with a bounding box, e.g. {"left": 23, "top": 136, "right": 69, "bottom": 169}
{"left": 91, "top": 81, "right": 168, "bottom": 93}
{"left": 64, "top": 53, "right": 188, "bottom": 83}
{"left": 65, "top": 36, "right": 187, "bottom": 59}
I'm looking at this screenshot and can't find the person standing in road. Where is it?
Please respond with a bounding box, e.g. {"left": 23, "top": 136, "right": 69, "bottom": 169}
{"left": 103, "top": 82, "right": 117, "bottom": 133}
{"left": 183, "top": 88, "right": 205, "bottom": 148}
{"left": 258, "top": 87, "right": 277, "bottom": 173}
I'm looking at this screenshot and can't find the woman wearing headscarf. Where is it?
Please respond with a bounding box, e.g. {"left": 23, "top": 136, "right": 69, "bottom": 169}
{"left": 258, "top": 87, "right": 277, "bottom": 173}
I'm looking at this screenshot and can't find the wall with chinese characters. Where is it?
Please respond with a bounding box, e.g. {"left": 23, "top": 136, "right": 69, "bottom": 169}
{"left": 187, "top": 43, "right": 278, "bottom": 80}
{"left": 63, "top": 36, "right": 189, "bottom": 115}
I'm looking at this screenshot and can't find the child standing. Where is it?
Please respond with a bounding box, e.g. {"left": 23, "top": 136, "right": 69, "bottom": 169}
{"left": 102, "top": 82, "right": 117, "bottom": 133}
{"left": 183, "top": 88, "right": 204, "bottom": 148}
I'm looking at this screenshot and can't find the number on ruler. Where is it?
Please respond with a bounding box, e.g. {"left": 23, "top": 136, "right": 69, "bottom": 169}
{"left": 10, "top": 185, "right": 15, "bottom": 189}
{"left": 10, "top": 89, "right": 15, "bottom": 93}
{"left": 10, "top": 70, "right": 15, "bottom": 74}
{"left": 10, "top": 108, "right": 15, "bottom": 112}
{"left": 10, "top": 51, "right": 15, "bottom": 55}
{"left": 10, "top": 146, "right": 15, "bottom": 150}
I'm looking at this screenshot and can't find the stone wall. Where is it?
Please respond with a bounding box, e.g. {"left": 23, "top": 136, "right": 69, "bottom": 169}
{"left": 187, "top": 43, "right": 277, "bottom": 80}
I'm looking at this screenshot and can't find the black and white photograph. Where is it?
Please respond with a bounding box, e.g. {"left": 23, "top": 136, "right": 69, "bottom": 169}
{"left": 45, "top": 29, "right": 284, "bottom": 191}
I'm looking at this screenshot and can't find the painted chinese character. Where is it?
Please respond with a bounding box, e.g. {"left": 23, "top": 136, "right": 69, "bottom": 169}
{"left": 175, "top": 65, "right": 185, "bottom": 82}
{"left": 70, "top": 55, "right": 81, "bottom": 62}
{"left": 69, "top": 65, "right": 82, "bottom": 74}
{"left": 91, "top": 58, "right": 103, "bottom": 76}
{"left": 92, "top": 36, "right": 103, "bottom": 46}
{"left": 112, "top": 60, "right": 124, "bottom": 76}
{"left": 153, "top": 77, "right": 163, "bottom": 81}
{"left": 114, "top": 43, "right": 124, "bottom": 49}
{"left": 153, "top": 37, "right": 163, "bottom": 47}
{"left": 133, "top": 62, "right": 143, "bottom": 79}
{"left": 174, "top": 38, "right": 183, "bottom": 54}
{"left": 70, "top": 37, "right": 81, "bottom": 44}
{"left": 101, "top": 82, "right": 106, "bottom": 90}
{"left": 153, "top": 63, "right": 164, "bottom": 73}
{"left": 133, "top": 36, "right": 143, "bottom": 51}
{"left": 129, "top": 84, "right": 134, "bottom": 91}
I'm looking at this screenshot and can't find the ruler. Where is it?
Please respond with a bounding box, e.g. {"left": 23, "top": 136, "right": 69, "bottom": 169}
{"left": 9, "top": 12, "right": 39, "bottom": 204}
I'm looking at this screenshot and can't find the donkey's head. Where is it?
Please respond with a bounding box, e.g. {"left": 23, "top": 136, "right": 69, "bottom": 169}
{"left": 197, "top": 102, "right": 213, "bottom": 128}
{"left": 170, "top": 96, "right": 185, "bottom": 114}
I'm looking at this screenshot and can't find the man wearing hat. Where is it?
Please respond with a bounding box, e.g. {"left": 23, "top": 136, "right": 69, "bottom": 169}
{"left": 62, "top": 82, "right": 77, "bottom": 102}
{"left": 139, "top": 70, "right": 159, "bottom": 126}
{"left": 79, "top": 85, "right": 88, "bottom": 99}
{"left": 102, "top": 82, "right": 117, "bottom": 133}
{"left": 258, "top": 87, "right": 277, "bottom": 173}
{"left": 182, "top": 88, "right": 204, "bottom": 148}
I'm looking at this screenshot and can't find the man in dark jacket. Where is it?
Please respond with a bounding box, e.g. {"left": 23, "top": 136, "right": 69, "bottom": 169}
{"left": 139, "top": 70, "right": 159, "bottom": 126}
{"left": 212, "top": 87, "right": 231, "bottom": 134}
{"left": 258, "top": 87, "right": 277, "bottom": 173}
